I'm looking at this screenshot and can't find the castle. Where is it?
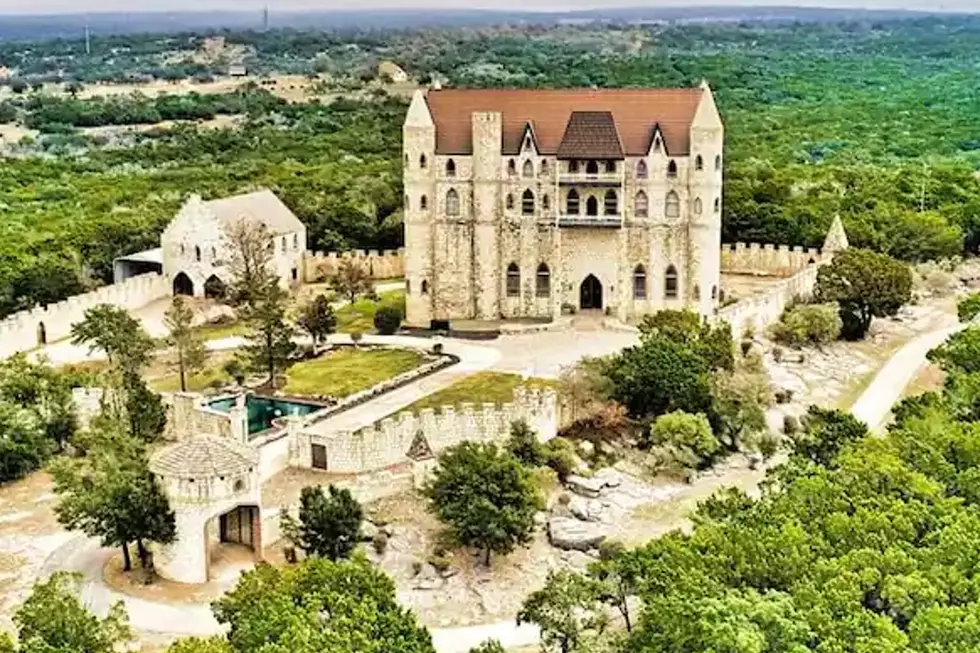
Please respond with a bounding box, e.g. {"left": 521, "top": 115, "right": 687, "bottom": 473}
{"left": 402, "top": 82, "right": 724, "bottom": 327}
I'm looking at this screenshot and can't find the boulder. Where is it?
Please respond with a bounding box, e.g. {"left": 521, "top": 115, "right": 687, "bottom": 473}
{"left": 566, "top": 474, "right": 605, "bottom": 498}
{"left": 548, "top": 516, "right": 607, "bottom": 551}
{"left": 360, "top": 520, "right": 379, "bottom": 542}
{"left": 568, "top": 496, "right": 605, "bottom": 523}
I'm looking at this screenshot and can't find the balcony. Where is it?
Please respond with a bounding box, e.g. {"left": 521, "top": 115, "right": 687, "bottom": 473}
{"left": 557, "top": 213, "right": 623, "bottom": 228}
{"left": 558, "top": 171, "right": 623, "bottom": 185}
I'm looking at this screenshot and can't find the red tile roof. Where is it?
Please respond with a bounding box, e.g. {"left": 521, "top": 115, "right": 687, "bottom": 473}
{"left": 425, "top": 88, "right": 703, "bottom": 157}
{"left": 556, "top": 111, "right": 624, "bottom": 159}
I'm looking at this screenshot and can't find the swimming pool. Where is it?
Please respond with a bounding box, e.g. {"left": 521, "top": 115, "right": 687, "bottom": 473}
{"left": 208, "top": 395, "right": 326, "bottom": 436}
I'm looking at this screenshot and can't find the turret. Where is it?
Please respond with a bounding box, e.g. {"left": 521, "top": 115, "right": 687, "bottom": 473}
{"left": 823, "top": 214, "right": 849, "bottom": 255}
{"left": 688, "top": 81, "right": 724, "bottom": 316}
{"left": 403, "top": 89, "right": 437, "bottom": 326}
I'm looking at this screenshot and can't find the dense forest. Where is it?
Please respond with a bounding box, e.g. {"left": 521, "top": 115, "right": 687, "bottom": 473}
{"left": 0, "top": 16, "right": 979, "bottom": 316}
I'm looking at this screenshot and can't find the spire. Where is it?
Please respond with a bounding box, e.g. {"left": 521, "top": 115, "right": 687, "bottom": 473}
{"left": 404, "top": 89, "right": 434, "bottom": 129}
{"left": 823, "top": 214, "right": 849, "bottom": 254}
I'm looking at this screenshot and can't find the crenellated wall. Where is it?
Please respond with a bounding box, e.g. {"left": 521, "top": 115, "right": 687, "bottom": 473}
{"left": 293, "top": 387, "right": 558, "bottom": 474}
{"left": 302, "top": 248, "right": 405, "bottom": 283}
{"left": 717, "top": 263, "right": 820, "bottom": 336}
{"left": 0, "top": 273, "right": 168, "bottom": 359}
{"left": 720, "top": 242, "right": 825, "bottom": 278}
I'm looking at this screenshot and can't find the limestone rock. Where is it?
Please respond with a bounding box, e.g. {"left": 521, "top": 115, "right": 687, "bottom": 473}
{"left": 566, "top": 474, "right": 605, "bottom": 498}
{"left": 568, "top": 496, "right": 604, "bottom": 523}
{"left": 361, "top": 520, "right": 379, "bottom": 541}
{"left": 548, "top": 516, "right": 607, "bottom": 551}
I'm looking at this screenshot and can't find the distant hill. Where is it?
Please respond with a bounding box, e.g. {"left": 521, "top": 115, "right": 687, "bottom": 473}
{"left": 0, "top": 5, "right": 963, "bottom": 42}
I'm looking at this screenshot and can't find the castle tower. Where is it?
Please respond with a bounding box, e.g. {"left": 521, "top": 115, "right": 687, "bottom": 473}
{"left": 403, "top": 90, "right": 436, "bottom": 326}
{"left": 823, "top": 214, "right": 849, "bottom": 255}
{"left": 471, "top": 111, "right": 503, "bottom": 319}
{"left": 687, "top": 80, "right": 724, "bottom": 316}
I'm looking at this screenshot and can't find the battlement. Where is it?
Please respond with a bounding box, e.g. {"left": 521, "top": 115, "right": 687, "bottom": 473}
{"left": 0, "top": 272, "right": 168, "bottom": 360}
{"left": 717, "top": 263, "right": 820, "bottom": 336}
{"left": 297, "top": 386, "right": 558, "bottom": 474}
{"left": 720, "top": 242, "right": 825, "bottom": 278}
{"left": 303, "top": 248, "right": 405, "bottom": 283}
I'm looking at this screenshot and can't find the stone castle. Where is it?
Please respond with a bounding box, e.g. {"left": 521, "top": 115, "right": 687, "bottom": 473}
{"left": 402, "top": 82, "right": 724, "bottom": 327}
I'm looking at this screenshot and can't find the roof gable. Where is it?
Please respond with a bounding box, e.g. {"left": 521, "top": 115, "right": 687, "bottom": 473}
{"left": 424, "top": 87, "right": 705, "bottom": 157}
{"left": 204, "top": 190, "right": 304, "bottom": 236}
{"left": 556, "top": 111, "right": 624, "bottom": 160}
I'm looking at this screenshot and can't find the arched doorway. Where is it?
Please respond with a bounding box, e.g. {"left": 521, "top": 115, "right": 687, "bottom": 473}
{"left": 173, "top": 272, "right": 194, "bottom": 296}
{"left": 36, "top": 322, "right": 46, "bottom": 346}
{"left": 204, "top": 275, "right": 226, "bottom": 300}
{"left": 580, "top": 275, "right": 603, "bottom": 310}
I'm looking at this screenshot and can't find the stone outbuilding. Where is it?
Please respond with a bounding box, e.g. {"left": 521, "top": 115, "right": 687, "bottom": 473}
{"left": 160, "top": 189, "right": 307, "bottom": 299}
{"left": 150, "top": 434, "right": 262, "bottom": 584}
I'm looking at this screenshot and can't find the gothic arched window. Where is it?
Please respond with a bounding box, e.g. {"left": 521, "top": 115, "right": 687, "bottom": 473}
{"left": 445, "top": 189, "right": 459, "bottom": 216}
{"left": 695, "top": 155, "right": 704, "bottom": 171}
{"left": 635, "top": 191, "right": 648, "bottom": 218}
{"left": 604, "top": 190, "right": 618, "bottom": 216}
{"left": 446, "top": 159, "right": 456, "bottom": 177}
{"left": 566, "top": 189, "right": 580, "bottom": 215}
{"left": 195, "top": 246, "right": 201, "bottom": 262}
{"left": 637, "top": 160, "right": 648, "bottom": 179}
{"left": 665, "top": 265, "right": 679, "bottom": 299}
{"left": 542, "top": 194, "right": 550, "bottom": 211}
{"left": 420, "top": 195, "right": 428, "bottom": 211}
{"left": 694, "top": 197, "right": 703, "bottom": 215}
{"left": 507, "top": 159, "right": 517, "bottom": 176}
{"left": 506, "top": 263, "right": 520, "bottom": 298}
{"left": 714, "top": 197, "right": 721, "bottom": 213}
{"left": 586, "top": 160, "right": 599, "bottom": 175}
{"left": 536, "top": 263, "right": 550, "bottom": 298}
{"left": 715, "top": 154, "right": 722, "bottom": 171}
{"left": 633, "top": 265, "right": 647, "bottom": 300}
{"left": 419, "top": 154, "right": 427, "bottom": 169}
{"left": 667, "top": 160, "right": 678, "bottom": 178}
{"left": 522, "top": 189, "right": 535, "bottom": 215}
{"left": 421, "top": 279, "right": 429, "bottom": 294}
{"left": 540, "top": 159, "right": 549, "bottom": 175}
{"left": 522, "top": 159, "right": 534, "bottom": 178}
{"left": 506, "top": 194, "right": 515, "bottom": 210}
{"left": 665, "top": 191, "right": 680, "bottom": 218}
{"left": 586, "top": 196, "right": 599, "bottom": 216}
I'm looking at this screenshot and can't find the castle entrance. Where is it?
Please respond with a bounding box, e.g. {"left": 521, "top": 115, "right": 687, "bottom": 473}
{"left": 580, "top": 275, "right": 603, "bottom": 310}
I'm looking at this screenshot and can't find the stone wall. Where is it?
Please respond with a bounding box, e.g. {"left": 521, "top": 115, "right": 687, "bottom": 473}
{"left": 293, "top": 387, "right": 558, "bottom": 474}
{"left": 302, "top": 249, "right": 405, "bottom": 283}
{"left": 167, "top": 393, "right": 246, "bottom": 443}
{"left": 720, "top": 242, "right": 825, "bottom": 278}
{"left": 717, "top": 264, "right": 820, "bottom": 337}
{"left": 0, "top": 273, "right": 168, "bottom": 359}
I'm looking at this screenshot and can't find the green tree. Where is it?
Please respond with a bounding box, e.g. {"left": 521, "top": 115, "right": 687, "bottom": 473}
{"left": 927, "top": 326, "right": 980, "bottom": 374}
{"left": 224, "top": 218, "right": 277, "bottom": 310}
{"left": 467, "top": 641, "right": 506, "bottom": 653}
{"left": 0, "top": 354, "right": 77, "bottom": 451}
{"left": 638, "top": 309, "right": 734, "bottom": 372}
{"left": 209, "top": 557, "right": 434, "bottom": 653}
{"left": 424, "top": 441, "right": 541, "bottom": 566}
{"left": 588, "top": 544, "right": 641, "bottom": 633}
{"left": 770, "top": 303, "right": 842, "bottom": 347}
{"left": 11, "top": 572, "right": 130, "bottom": 653}
{"left": 506, "top": 419, "right": 546, "bottom": 467}
{"left": 648, "top": 410, "right": 719, "bottom": 470}
{"left": 241, "top": 281, "right": 297, "bottom": 388}
{"left": 164, "top": 295, "right": 207, "bottom": 392}
{"left": 0, "top": 401, "right": 52, "bottom": 483}
{"left": 815, "top": 248, "right": 913, "bottom": 340}
{"left": 121, "top": 371, "right": 167, "bottom": 442}
{"left": 331, "top": 258, "right": 373, "bottom": 303}
{"left": 50, "top": 425, "right": 176, "bottom": 572}
{"left": 297, "top": 294, "right": 336, "bottom": 354}
{"left": 373, "top": 304, "right": 403, "bottom": 335}
{"left": 70, "top": 304, "right": 154, "bottom": 370}
{"left": 957, "top": 293, "right": 980, "bottom": 323}
{"left": 790, "top": 405, "right": 868, "bottom": 467}
{"left": 289, "top": 484, "right": 363, "bottom": 561}
{"left": 166, "top": 638, "right": 233, "bottom": 653}
{"left": 709, "top": 357, "right": 771, "bottom": 451}
{"left": 517, "top": 570, "right": 607, "bottom": 653}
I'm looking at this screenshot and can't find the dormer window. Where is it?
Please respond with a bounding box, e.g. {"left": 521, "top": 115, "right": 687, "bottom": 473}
{"left": 637, "top": 160, "right": 648, "bottom": 179}
{"left": 522, "top": 159, "right": 534, "bottom": 178}
{"left": 419, "top": 154, "right": 427, "bottom": 169}
{"left": 569, "top": 160, "right": 579, "bottom": 173}
{"left": 524, "top": 136, "right": 532, "bottom": 150}
{"left": 446, "top": 159, "right": 456, "bottom": 177}
{"left": 695, "top": 155, "right": 704, "bottom": 171}
{"left": 667, "top": 160, "right": 678, "bottom": 179}
{"left": 507, "top": 159, "right": 517, "bottom": 176}
{"left": 605, "top": 161, "right": 616, "bottom": 174}
{"left": 653, "top": 136, "right": 662, "bottom": 153}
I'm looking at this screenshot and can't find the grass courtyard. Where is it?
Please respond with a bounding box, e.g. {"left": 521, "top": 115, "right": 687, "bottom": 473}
{"left": 283, "top": 347, "right": 425, "bottom": 398}
{"left": 403, "top": 371, "right": 555, "bottom": 413}
{"left": 334, "top": 289, "right": 406, "bottom": 334}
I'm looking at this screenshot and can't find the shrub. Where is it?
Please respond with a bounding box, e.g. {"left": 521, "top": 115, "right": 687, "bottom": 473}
{"left": 773, "top": 347, "right": 784, "bottom": 363}
{"left": 758, "top": 432, "right": 780, "bottom": 460}
{"left": 223, "top": 358, "right": 246, "bottom": 385}
{"left": 507, "top": 420, "right": 546, "bottom": 467}
{"left": 543, "top": 437, "right": 577, "bottom": 481}
{"left": 411, "top": 560, "right": 423, "bottom": 576}
{"left": 432, "top": 342, "right": 444, "bottom": 354}
{"left": 958, "top": 293, "right": 980, "bottom": 323}
{"left": 349, "top": 330, "right": 363, "bottom": 346}
{"left": 648, "top": 410, "right": 719, "bottom": 469}
{"left": 740, "top": 340, "right": 753, "bottom": 356}
{"left": 771, "top": 304, "right": 842, "bottom": 347}
{"left": 783, "top": 415, "right": 799, "bottom": 434}
{"left": 373, "top": 305, "right": 403, "bottom": 335}
{"left": 428, "top": 553, "right": 451, "bottom": 574}
{"left": 775, "top": 389, "right": 794, "bottom": 404}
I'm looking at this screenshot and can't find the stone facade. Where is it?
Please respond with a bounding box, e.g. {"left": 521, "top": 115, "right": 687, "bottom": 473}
{"left": 161, "top": 190, "right": 307, "bottom": 298}
{"left": 303, "top": 248, "right": 405, "bottom": 283}
{"left": 402, "top": 84, "right": 724, "bottom": 327}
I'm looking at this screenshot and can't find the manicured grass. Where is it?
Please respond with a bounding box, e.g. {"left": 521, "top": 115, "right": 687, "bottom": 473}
{"left": 335, "top": 290, "right": 406, "bottom": 334}
{"left": 150, "top": 363, "right": 232, "bottom": 393}
{"left": 403, "top": 372, "right": 555, "bottom": 413}
{"left": 191, "top": 319, "right": 249, "bottom": 341}
{"left": 284, "top": 347, "right": 424, "bottom": 398}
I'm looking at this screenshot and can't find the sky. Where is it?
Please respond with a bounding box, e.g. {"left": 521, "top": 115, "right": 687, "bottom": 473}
{"left": 0, "top": 0, "right": 979, "bottom": 13}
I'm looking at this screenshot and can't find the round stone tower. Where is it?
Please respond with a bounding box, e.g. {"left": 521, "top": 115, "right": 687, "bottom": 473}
{"left": 150, "top": 434, "right": 261, "bottom": 584}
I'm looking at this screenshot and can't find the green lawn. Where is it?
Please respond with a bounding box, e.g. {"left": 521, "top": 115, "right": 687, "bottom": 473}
{"left": 403, "top": 372, "right": 555, "bottom": 413}
{"left": 284, "top": 347, "right": 424, "bottom": 398}
{"left": 190, "top": 319, "right": 250, "bottom": 341}
{"left": 150, "top": 363, "right": 232, "bottom": 393}
{"left": 335, "top": 290, "right": 406, "bottom": 334}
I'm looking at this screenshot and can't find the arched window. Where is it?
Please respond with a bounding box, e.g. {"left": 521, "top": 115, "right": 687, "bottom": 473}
{"left": 586, "top": 160, "right": 599, "bottom": 175}
{"left": 211, "top": 246, "right": 217, "bottom": 259}
{"left": 569, "top": 160, "right": 580, "bottom": 173}
{"left": 604, "top": 190, "right": 618, "bottom": 216}
{"left": 522, "top": 189, "right": 535, "bottom": 215}
{"left": 536, "top": 263, "right": 550, "bottom": 298}
{"left": 637, "top": 160, "right": 648, "bottom": 179}
{"left": 404, "top": 152, "right": 409, "bottom": 165}
{"left": 419, "top": 154, "right": 427, "bottom": 169}
{"left": 667, "top": 160, "right": 678, "bottom": 178}
{"left": 406, "top": 279, "right": 411, "bottom": 294}
{"left": 506, "top": 194, "right": 515, "bottom": 210}
{"left": 540, "top": 159, "right": 549, "bottom": 175}
{"left": 404, "top": 194, "right": 410, "bottom": 211}
{"left": 506, "top": 263, "right": 520, "bottom": 298}
{"left": 714, "top": 197, "right": 721, "bottom": 213}
{"left": 420, "top": 195, "right": 428, "bottom": 211}
{"left": 665, "top": 191, "right": 680, "bottom": 218}
{"left": 446, "top": 159, "right": 456, "bottom": 177}
{"left": 694, "top": 197, "right": 703, "bottom": 215}
{"left": 605, "top": 160, "right": 616, "bottom": 173}
{"left": 586, "top": 196, "right": 599, "bottom": 216}
{"left": 522, "top": 159, "right": 534, "bottom": 178}
{"left": 195, "top": 246, "right": 201, "bottom": 262}
{"left": 542, "top": 194, "right": 550, "bottom": 211}
{"left": 566, "top": 189, "right": 580, "bottom": 215}
{"left": 281, "top": 236, "right": 287, "bottom": 253}
{"left": 445, "top": 189, "right": 459, "bottom": 216}
{"left": 633, "top": 265, "right": 647, "bottom": 300}
{"left": 653, "top": 135, "right": 663, "bottom": 152}
{"left": 694, "top": 284, "right": 701, "bottom": 300}
{"left": 507, "top": 159, "right": 517, "bottom": 176}
{"left": 635, "top": 191, "right": 648, "bottom": 218}
{"left": 711, "top": 285, "right": 718, "bottom": 300}
{"left": 422, "top": 280, "right": 429, "bottom": 294}
{"left": 695, "top": 155, "right": 704, "bottom": 171}
{"left": 665, "top": 265, "right": 678, "bottom": 299}
{"left": 715, "top": 154, "right": 722, "bottom": 171}
{"left": 293, "top": 234, "right": 298, "bottom": 250}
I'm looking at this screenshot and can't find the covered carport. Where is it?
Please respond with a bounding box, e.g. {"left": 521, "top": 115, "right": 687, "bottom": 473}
{"left": 113, "top": 248, "right": 163, "bottom": 283}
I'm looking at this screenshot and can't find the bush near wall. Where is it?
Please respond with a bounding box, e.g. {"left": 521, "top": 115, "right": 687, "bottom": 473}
{"left": 770, "top": 303, "right": 842, "bottom": 347}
